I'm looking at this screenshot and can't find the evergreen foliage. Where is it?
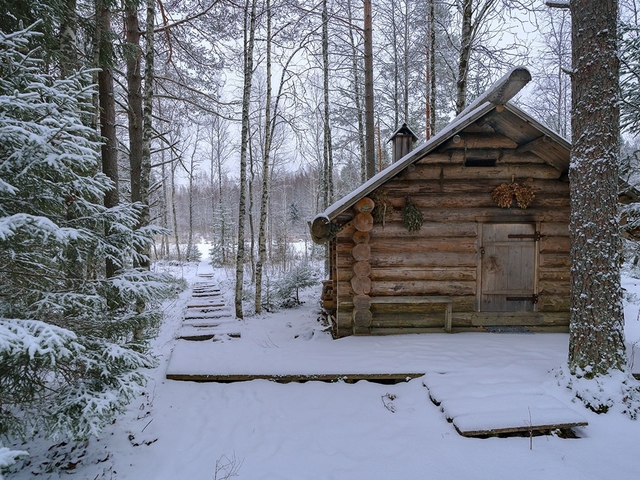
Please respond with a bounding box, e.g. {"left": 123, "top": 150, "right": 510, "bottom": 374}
{"left": 0, "top": 24, "right": 179, "bottom": 453}
{"left": 274, "top": 263, "right": 320, "bottom": 308}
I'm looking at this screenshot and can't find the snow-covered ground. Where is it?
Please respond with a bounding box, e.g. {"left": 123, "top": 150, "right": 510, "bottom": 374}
{"left": 6, "top": 259, "right": 640, "bottom": 480}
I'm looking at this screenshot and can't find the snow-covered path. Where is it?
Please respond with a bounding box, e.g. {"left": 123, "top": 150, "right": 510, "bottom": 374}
{"left": 7, "top": 260, "right": 640, "bottom": 479}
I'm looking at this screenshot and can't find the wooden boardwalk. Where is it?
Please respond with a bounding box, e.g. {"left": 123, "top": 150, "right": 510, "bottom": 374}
{"left": 175, "top": 281, "right": 241, "bottom": 343}
{"left": 423, "top": 371, "right": 588, "bottom": 437}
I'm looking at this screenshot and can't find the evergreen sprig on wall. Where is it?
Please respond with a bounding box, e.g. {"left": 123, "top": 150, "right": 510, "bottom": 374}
{"left": 403, "top": 197, "right": 423, "bottom": 232}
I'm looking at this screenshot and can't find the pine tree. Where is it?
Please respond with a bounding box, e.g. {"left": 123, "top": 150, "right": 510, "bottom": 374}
{"left": 0, "top": 25, "right": 179, "bottom": 452}
{"left": 567, "top": 0, "right": 640, "bottom": 415}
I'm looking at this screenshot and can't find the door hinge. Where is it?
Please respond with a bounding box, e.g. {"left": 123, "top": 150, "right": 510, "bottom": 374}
{"left": 506, "top": 294, "right": 539, "bottom": 304}
{"left": 508, "top": 231, "right": 541, "bottom": 241}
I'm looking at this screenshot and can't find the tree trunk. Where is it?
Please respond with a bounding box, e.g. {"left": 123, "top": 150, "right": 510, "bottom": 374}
{"left": 235, "top": 0, "right": 257, "bottom": 319}
{"left": 426, "top": 0, "right": 436, "bottom": 138}
{"left": 137, "top": 0, "right": 155, "bottom": 270}
{"left": 322, "top": 0, "right": 334, "bottom": 207}
{"left": 170, "top": 158, "right": 181, "bottom": 261}
{"left": 391, "top": 1, "right": 399, "bottom": 129}
{"left": 97, "top": 0, "right": 118, "bottom": 278}
{"left": 125, "top": 3, "right": 143, "bottom": 214}
{"left": 363, "top": 0, "right": 376, "bottom": 180}
{"left": 255, "top": 0, "right": 273, "bottom": 314}
{"left": 59, "top": 0, "right": 78, "bottom": 78}
{"left": 347, "top": 0, "right": 366, "bottom": 183}
{"left": 568, "top": 0, "right": 627, "bottom": 376}
{"left": 456, "top": 0, "right": 473, "bottom": 115}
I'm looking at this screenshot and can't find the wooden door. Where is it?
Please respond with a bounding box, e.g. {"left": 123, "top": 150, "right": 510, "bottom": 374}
{"left": 481, "top": 223, "right": 536, "bottom": 312}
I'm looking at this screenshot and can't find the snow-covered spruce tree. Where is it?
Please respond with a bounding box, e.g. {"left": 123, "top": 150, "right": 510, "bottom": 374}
{"left": 566, "top": 0, "right": 640, "bottom": 416}
{"left": 0, "top": 24, "right": 179, "bottom": 451}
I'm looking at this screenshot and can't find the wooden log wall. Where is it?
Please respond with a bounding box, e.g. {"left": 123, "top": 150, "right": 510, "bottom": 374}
{"left": 331, "top": 128, "right": 571, "bottom": 337}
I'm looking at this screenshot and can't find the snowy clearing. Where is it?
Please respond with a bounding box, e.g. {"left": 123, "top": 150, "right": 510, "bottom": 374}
{"left": 6, "top": 260, "right": 640, "bottom": 480}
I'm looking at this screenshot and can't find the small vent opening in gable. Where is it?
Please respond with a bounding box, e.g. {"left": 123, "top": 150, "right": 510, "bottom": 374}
{"left": 465, "top": 158, "right": 497, "bottom": 167}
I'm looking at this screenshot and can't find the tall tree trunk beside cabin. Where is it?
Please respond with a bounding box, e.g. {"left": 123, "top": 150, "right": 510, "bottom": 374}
{"left": 236, "top": 0, "right": 257, "bottom": 319}
{"left": 568, "top": 0, "right": 628, "bottom": 377}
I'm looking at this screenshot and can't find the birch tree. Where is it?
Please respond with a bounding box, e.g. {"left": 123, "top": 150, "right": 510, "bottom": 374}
{"left": 235, "top": 0, "right": 258, "bottom": 319}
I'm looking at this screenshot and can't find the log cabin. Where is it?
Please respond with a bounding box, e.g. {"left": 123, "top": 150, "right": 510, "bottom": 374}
{"left": 310, "top": 67, "right": 577, "bottom": 338}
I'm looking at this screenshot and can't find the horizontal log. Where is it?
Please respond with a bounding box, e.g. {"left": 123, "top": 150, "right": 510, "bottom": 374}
{"left": 539, "top": 236, "right": 570, "bottom": 254}
{"left": 366, "top": 190, "right": 566, "bottom": 210}
{"left": 438, "top": 133, "right": 519, "bottom": 151}
{"left": 538, "top": 269, "right": 570, "bottom": 282}
{"left": 537, "top": 295, "right": 570, "bottom": 312}
{"left": 377, "top": 193, "right": 568, "bottom": 210}
{"left": 384, "top": 178, "right": 570, "bottom": 196}
{"left": 369, "top": 280, "right": 476, "bottom": 296}
{"left": 407, "top": 164, "right": 562, "bottom": 181}
{"left": 370, "top": 295, "right": 452, "bottom": 305}
{"left": 371, "top": 221, "right": 478, "bottom": 238}
{"left": 368, "top": 326, "right": 460, "bottom": 335}
{"left": 539, "top": 253, "right": 570, "bottom": 268}
{"left": 370, "top": 252, "right": 478, "bottom": 268}
{"left": 370, "top": 267, "right": 476, "bottom": 282}
{"left": 454, "top": 311, "right": 570, "bottom": 326}
{"left": 370, "top": 237, "right": 477, "bottom": 254}
{"left": 540, "top": 222, "right": 569, "bottom": 236}
{"left": 342, "top": 295, "right": 475, "bottom": 312}
{"left": 371, "top": 313, "right": 451, "bottom": 329}
{"left": 538, "top": 281, "right": 570, "bottom": 295}
{"left": 500, "top": 152, "right": 547, "bottom": 164}
{"left": 374, "top": 206, "right": 570, "bottom": 224}
{"left": 450, "top": 149, "right": 502, "bottom": 162}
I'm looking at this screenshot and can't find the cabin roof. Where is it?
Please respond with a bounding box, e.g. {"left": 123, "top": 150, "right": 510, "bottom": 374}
{"left": 310, "top": 67, "right": 571, "bottom": 243}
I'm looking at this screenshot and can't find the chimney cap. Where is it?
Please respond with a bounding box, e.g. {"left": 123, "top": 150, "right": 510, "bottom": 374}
{"left": 388, "top": 123, "right": 418, "bottom": 143}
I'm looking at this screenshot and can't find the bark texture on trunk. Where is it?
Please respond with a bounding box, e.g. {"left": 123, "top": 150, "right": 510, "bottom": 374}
{"left": 98, "top": 1, "right": 118, "bottom": 278}
{"left": 456, "top": 0, "right": 473, "bottom": 115}
{"left": 363, "top": 0, "right": 375, "bottom": 180}
{"left": 568, "top": 0, "right": 627, "bottom": 376}
{"left": 235, "top": 0, "right": 257, "bottom": 319}
{"left": 255, "top": 0, "right": 272, "bottom": 315}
